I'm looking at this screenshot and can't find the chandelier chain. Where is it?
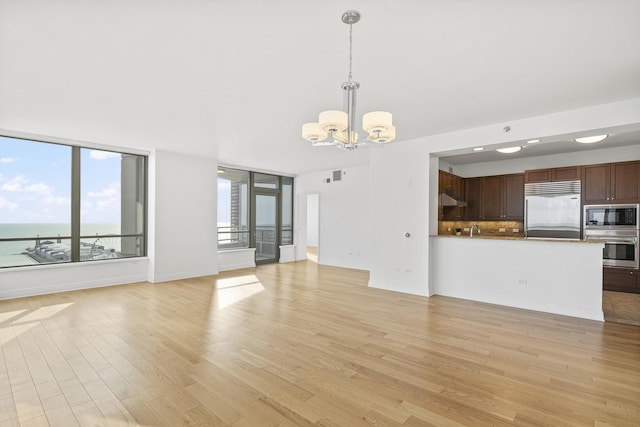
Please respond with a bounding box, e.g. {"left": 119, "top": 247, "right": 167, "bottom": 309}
{"left": 348, "top": 23, "right": 353, "bottom": 83}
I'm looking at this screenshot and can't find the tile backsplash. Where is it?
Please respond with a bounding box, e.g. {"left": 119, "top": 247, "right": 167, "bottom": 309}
{"left": 439, "top": 220, "right": 525, "bottom": 237}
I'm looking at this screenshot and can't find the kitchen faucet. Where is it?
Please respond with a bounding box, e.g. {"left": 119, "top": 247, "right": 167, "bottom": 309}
{"left": 470, "top": 224, "right": 481, "bottom": 237}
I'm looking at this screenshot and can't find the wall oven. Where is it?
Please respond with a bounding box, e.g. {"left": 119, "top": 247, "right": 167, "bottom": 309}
{"left": 584, "top": 229, "right": 639, "bottom": 269}
{"left": 584, "top": 204, "right": 639, "bottom": 269}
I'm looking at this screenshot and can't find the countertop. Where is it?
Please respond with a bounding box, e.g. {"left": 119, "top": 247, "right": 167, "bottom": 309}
{"left": 433, "top": 234, "right": 600, "bottom": 243}
{"left": 435, "top": 234, "right": 523, "bottom": 240}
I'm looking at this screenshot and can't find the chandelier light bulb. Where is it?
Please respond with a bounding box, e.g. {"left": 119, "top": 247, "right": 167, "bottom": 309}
{"left": 363, "top": 111, "right": 393, "bottom": 134}
{"left": 368, "top": 125, "right": 396, "bottom": 143}
{"left": 319, "top": 110, "right": 348, "bottom": 133}
{"left": 302, "top": 123, "right": 328, "bottom": 142}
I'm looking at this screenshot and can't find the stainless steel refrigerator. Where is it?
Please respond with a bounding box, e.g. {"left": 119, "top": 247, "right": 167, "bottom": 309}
{"left": 524, "top": 180, "right": 581, "bottom": 239}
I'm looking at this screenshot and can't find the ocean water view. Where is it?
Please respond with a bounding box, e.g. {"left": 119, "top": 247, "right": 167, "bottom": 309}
{"left": 0, "top": 223, "right": 121, "bottom": 267}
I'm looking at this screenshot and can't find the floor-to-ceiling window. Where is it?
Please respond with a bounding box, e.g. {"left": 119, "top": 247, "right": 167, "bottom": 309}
{"left": 217, "top": 167, "right": 293, "bottom": 264}
{"left": 0, "top": 135, "right": 147, "bottom": 268}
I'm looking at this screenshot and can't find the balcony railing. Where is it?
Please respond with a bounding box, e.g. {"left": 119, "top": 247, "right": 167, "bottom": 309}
{"left": 0, "top": 234, "right": 145, "bottom": 268}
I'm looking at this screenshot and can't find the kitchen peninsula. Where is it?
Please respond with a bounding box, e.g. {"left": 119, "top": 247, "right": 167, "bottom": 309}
{"left": 432, "top": 161, "right": 638, "bottom": 322}
{"left": 432, "top": 235, "right": 605, "bottom": 321}
{"left": 438, "top": 158, "right": 640, "bottom": 295}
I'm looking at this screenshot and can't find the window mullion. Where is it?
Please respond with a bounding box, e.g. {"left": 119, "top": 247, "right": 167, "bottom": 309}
{"left": 71, "top": 146, "right": 81, "bottom": 262}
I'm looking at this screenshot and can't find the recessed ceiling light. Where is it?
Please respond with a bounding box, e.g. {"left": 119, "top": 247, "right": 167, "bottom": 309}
{"left": 527, "top": 139, "right": 540, "bottom": 144}
{"left": 496, "top": 146, "right": 522, "bottom": 154}
{"left": 473, "top": 147, "right": 485, "bottom": 151}
{"left": 574, "top": 134, "right": 608, "bottom": 144}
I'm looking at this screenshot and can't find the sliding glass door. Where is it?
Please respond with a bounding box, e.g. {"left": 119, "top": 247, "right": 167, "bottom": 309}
{"left": 253, "top": 193, "right": 279, "bottom": 263}
{"left": 251, "top": 173, "right": 280, "bottom": 264}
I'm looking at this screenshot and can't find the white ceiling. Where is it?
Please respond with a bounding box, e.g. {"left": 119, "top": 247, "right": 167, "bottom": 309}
{"left": 1, "top": 1, "right": 639, "bottom": 175}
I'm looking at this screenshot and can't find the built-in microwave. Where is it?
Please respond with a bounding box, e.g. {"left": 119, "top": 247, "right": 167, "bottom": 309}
{"left": 584, "top": 204, "right": 639, "bottom": 230}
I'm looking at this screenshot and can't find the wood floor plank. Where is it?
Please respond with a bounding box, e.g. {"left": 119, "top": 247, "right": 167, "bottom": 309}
{"left": 0, "top": 261, "right": 638, "bottom": 426}
{"left": 0, "top": 394, "right": 21, "bottom": 426}
{"left": 41, "top": 394, "right": 79, "bottom": 427}
{"left": 119, "top": 395, "right": 163, "bottom": 426}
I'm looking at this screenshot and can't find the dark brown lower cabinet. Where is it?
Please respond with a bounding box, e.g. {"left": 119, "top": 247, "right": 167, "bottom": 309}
{"left": 603, "top": 268, "right": 639, "bottom": 293}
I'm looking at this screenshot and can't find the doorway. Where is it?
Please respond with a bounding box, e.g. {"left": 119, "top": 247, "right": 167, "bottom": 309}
{"left": 306, "top": 193, "right": 319, "bottom": 262}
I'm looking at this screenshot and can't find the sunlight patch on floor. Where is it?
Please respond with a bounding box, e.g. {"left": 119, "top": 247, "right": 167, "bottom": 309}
{"left": 14, "top": 303, "right": 74, "bottom": 324}
{"left": 216, "top": 274, "right": 260, "bottom": 289}
{"left": 0, "top": 309, "right": 27, "bottom": 323}
{"left": 0, "top": 303, "right": 74, "bottom": 346}
{"left": 216, "top": 275, "right": 264, "bottom": 309}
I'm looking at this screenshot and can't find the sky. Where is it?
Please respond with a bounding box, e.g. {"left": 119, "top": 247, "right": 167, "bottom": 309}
{"left": 0, "top": 136, "right": 122, "bottom": 224}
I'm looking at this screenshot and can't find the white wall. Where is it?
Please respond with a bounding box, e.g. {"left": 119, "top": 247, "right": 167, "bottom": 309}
{"left": 0, "top": 258, "right": 148, "bottom": 300}
{"left": 306, "top": 193, "right": 319, "bottom": 247}
{"left": 217, "top": 248, "right": 255, "bottom": 271}
{"left": 295, "top": 165, "right": 370, "bottom": 270}
{"left": 433, "top": 237, "right": 604, "bottom": 321}
{"left": 148, "top": 150, "right": 218, "bottom": 282}
{"left": 368, "top": 143, "right": 432, "bottom": 296}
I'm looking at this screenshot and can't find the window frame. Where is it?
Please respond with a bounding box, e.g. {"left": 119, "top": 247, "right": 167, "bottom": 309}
{"left": 0, "top": 134, "right": 148, "bottom": 268}
{"left": 216, "top": 167, "right": 251, "bottom": 250}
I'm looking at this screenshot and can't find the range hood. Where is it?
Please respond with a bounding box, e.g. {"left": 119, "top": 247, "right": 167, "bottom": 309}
{"left": 439, "top": 193, "right": 467, "bottom": 208}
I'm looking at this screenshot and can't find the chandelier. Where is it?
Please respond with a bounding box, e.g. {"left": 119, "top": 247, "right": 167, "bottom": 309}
{"left": 301, "top": 10, "right": 395, "bottom": 150}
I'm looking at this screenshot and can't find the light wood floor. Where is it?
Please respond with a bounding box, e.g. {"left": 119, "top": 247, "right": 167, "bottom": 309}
{"left": 1, "top": 261, "right": 639, "bottom": 426}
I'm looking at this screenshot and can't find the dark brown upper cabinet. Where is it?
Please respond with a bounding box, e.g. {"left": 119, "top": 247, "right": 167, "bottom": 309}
{"left": 583, "top": 161, "right": 639, "bottom": 204}
{"left": 504, "top": 174, "right": 525, "bottom": 219}
{"left": 463, "top": 177, "right": 482, "bottom": 220}
{"left": 463, "top": 174, "right": 524, "bottom": 221}
{"left": 525, "top": 166, "right": 581, "bottom": 183}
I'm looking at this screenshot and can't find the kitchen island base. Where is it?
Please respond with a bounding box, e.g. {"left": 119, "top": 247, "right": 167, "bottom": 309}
{"left": 433, "top": 236, "right": 604, "bottom": 321}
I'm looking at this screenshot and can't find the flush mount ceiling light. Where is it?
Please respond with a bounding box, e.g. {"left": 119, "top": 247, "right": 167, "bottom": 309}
{"left": 527, "top": 139, "right": 540, "bottom": 144}
{"left": 473, "top": 147, "right": 485, "bottom": 151}
{"left": 301, "top": 10, "right": 395, "bottom": 150}
{"left": 574, "top": 134, "right": 608, "bottom": 144}
{"left": 496, "top": 146, "right": 522, "bottom": 154}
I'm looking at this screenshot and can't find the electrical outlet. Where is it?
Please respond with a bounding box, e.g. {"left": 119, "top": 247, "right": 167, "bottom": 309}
{"left": 513, "top": 228, "right": 519, "bottom": 233}
{"left": 463, "top": 227, "right": 469, "bottom": 232}
{"left": 499, "top": 228, "right": 506, "bottom": 232}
